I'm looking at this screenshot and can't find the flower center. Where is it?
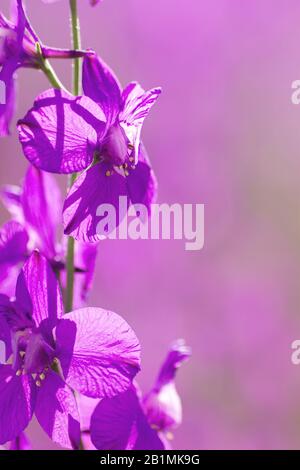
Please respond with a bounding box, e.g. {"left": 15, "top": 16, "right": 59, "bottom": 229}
{"left": 14, "top": 330, "right": 56, "bottom": 387}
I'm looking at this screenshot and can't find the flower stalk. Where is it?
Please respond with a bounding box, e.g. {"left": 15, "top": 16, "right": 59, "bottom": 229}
{"left": 66, "top": 0, "right": 82, "bottom": 313}
{"left": 36, "top": 43, "right": 67, "bottom": 91}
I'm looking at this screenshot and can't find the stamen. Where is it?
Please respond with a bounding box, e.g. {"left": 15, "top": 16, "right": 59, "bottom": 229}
{"left": 19, "top": 351, "right": 25, "bottom": 358}
{"left": 31, "top": 373, "right": 37, "bottom": 380}
{"left": 53, "top": 357, "right": 59, "bottom": 365}
{"left": 16, "top": 369, "right": 22, "bottom": 377}
{"left": 105, "top": 170, "right": 111, "bottom": 177}
{"left": 124, "top": 170, "right": 129, "bottom": 177}
{"left": 128, "top": 144, "right": 134, "bottom": 150}
{"left": 129, "top": 156, "right": 134, "bottom": 162}
{"left": 131, "top": 165, "right": 136, "bottom": 170}
{"left": 36, "top": 380, "right": 41, "bottom": 387}
{"left": 39, "top": 373, "right": 46, "bottom": 381}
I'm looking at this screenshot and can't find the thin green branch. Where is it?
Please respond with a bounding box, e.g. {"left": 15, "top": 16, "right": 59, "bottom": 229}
{"left": 65, "top": 0, "right": 82, "bottom": 313}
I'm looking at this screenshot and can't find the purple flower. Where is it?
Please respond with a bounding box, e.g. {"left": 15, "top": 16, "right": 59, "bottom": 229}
{"left": 89, "top": 340, "right": 191, "bottom": 450}
{"left": 0, "top": 220, "right": 28, "bottom": 296}
{"left": 142, "top": 339, "right": 191, "bottom": 432}
{"left": 1, "top": 165, "right": 98, "bottom": 305}
{"left": 0, "top": 0, "right": 88, "bottom": 136}
{"left": 0, "top": 251, "right": 141, "bottom": 447}
{"left": 18, "top": 52, "right": 161, "bottom": 242}
{"left": 0, "top": 165, "right": 62, "bottom": 295}
{"left": 0, "top": 0, "right": 26, "bottom": 136}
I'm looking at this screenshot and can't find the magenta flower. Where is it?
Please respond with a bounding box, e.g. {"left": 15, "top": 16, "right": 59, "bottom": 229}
{"left": 89, "top": 340, "right": 191, "bottom": 450}
{"left": 18, "top": 52, "right": 161, "bottom": 242}
{"left": 1, "top": 165, "right": 98, "bottom": 305}
{"left": 0, "top": 220, "right": 28, "bottom": 297}
{"left": 0, "top": 165, "right": 62, "bottom": 297}
{"left": 0, "top": 0, "right": 26, "bottom": 136}
{"left": 3, "top": 165, "right": 63, "bottom": 260}
{"left": 0, "top": 251, "right": 141, "bottom": 448}
{"left": 0, "top": 0, "right": 88, "bottom": 136}
{"left": 142, "top": 339, "right": 191, "bottom": 432}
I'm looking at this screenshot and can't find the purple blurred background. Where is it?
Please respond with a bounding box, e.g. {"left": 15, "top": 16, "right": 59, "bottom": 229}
{"left": 2, "top": 0, "right": 300, "bottom": 450}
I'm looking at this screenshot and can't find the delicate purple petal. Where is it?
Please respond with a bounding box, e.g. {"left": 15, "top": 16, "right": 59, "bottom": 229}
{"left": 143, "top": 382, "right": 183, "bottom": 431}
{"left": 0, "top": 294, "right": 13, "bottom": 360}
{"left": 1, "top": 184, "right": 23, "bottom": 222}
{"left": 143, "top": 340, "right": 191, "bottom": 431}
{"left": 0, "top": 59, "right": 17, "bottom": 137}
{"left": 74, "top": 242, "right": 98, "bottom": 309}
{"left": 119, "top": 83, "right": 161, "bottom": 163}
{"left": 55, "top": 307, "right": 141, "bottom": 398}
{"left": 23, "top": 332, "right": 55, "bottom": 374}
{"left": 0, "top": 0, "right": 27, "bottom": 136}
{"left": 0, "top": 264, "right": 21, "bottom": 299}
{"left": 21, "top": 166, "right": 62, "bottom": 259}
{"left": 10, "top": 431, "right": 31, "bottom": 450}
{"left": 35, "top": 370, "right": 80, "bottom": 449}
{"left": 91, "top": 387, "right": 165, "bottom": 450}
{"left": 18, "top": 89, "right": 106, "bottom": 174}
{"left": 0, "top": 220, "right": 28, "bottom": 266}
{"left": 154, "top": 339, "right": 191, "bottom": 390}
{"left": 63, "top": 163, "right": 128, "bottom": 242}
{"left": 83, "top": 52, "right": 121, "bottom": 127}
{"left": 101, "top": 122, "right": 129, "bottom": 165}
{"left": 16, "top": 251, "right": 63, "bottom": 337}
{"left": 0, "top": 364, "right": 36, "bottom": 445}
{"left": 126, "top": 144, "right": 158, "bottom": 213}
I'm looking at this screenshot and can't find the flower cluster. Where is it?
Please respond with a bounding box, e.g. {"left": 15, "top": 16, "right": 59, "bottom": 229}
{"left": 0, "top": 0, "right": 191, "bottom": 450}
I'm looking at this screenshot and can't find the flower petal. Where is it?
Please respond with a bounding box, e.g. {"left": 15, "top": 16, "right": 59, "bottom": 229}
{"left": 83, "top": 52, "right": 121, "bottom": 126}
{"left": 143, "top": 340, "right": 191, "bottom": 431}
{"left": 154, "top": 339, "right": 191, "bottom": 390}
{"left": 74, "top": 242, "right": 98, "bottom": 309}
{"left": 35, "top": 370, "right": 80, "bottom": 449}
{"left": 63, "top": 163, "right": 128, "bottom": 242}
{"left": 0, "top": 59, "right": 17, "bottom": 137}
{"left": 16, "top": 251, "right": 63, "bottom": 337}
{"left": 0, "top": 295, "right": 13, "bottom": 360}
{"left": 0, "top": 364, "right": 36, "bottom": 445}
{"left": 90, "top": 387, "right": 165, "bottom": 450}
{"left": 0, "top": 220, "right": 28, "bottom": 300}
{"left": 55, "top": 307, "right": 141, "bottom": 398}
{"left": 0, "top": 0, "right": 26, "bottom": 137}
{"left": 17, "top": 89, "right": 106, "bottom": 174}
{"left": 119, "top": 83, "right": 161, "bottom": 163}
{"left": 0, "top": 220, "right": 28, "bottom": 266}
{"left": 21, "top": 165, "right": 62, "bottom": 259}
{"left": 126, "top": 143, "right": 158, "bottom": 213}
{"left": 1, "top": 184, "right": 23, "bottom": 222}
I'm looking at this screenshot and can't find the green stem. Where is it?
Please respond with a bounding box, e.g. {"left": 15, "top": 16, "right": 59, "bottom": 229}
{"left": 36, "top": 43, "right": 68, "bottom": 91}
{"left": 41, "top": 61, "right": 66, "bottom": 90}
{"left": 65, "top": 0, "right": 82, "bottom": 313}
{"left": 70, "top": 0, "right": 82, "bottom": 96}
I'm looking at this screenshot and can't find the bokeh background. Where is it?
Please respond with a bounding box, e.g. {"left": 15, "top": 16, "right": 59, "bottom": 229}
{"left": 1, "top": 0, "right": 300, "bottom": 450}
